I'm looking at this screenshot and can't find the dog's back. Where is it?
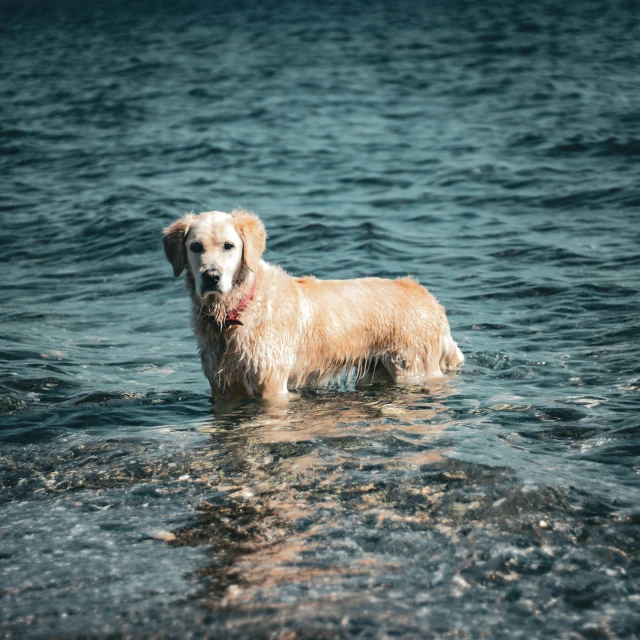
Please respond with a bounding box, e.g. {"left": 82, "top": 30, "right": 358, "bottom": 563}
{"left": 287, "top": 275, "right": 461, "bottom": 386}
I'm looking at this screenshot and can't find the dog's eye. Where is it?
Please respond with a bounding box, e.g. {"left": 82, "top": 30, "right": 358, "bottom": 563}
{"left": 223, "top": 242, "right": 234, "bottom": 251}
{"left": 189, "top": 242, "right": 204, "bottom": 254}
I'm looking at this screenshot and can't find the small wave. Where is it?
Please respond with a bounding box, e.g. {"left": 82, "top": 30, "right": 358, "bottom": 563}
{"left": 547, "top": 136, "right": 640, "bottom": 158}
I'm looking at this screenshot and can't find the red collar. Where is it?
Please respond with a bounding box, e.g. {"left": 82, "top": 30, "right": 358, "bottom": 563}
{"left": 224, "top": 276, "right": 257, "bottom": 327}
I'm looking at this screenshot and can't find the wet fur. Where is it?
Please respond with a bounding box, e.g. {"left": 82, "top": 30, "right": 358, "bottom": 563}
{"left": 164, "top": 209, "right": 464, "bottom": 399}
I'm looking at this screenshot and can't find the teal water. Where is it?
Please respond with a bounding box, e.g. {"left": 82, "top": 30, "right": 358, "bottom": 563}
{"left": 1, "top": 1, "right": 639, "bottom": 638}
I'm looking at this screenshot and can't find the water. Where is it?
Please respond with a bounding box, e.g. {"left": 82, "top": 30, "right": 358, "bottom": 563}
{"left": 1, "top": 0, "right": 639, "bottom": 637}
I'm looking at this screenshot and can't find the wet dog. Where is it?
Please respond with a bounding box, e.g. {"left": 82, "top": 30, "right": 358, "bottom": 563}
{"left": 163, "top": 209, "right": 464, "bottom": 398}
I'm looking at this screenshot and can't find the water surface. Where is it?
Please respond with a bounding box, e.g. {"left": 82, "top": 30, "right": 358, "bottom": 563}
{"left": 1, "top": 0, "right": 639, "bottom": 638}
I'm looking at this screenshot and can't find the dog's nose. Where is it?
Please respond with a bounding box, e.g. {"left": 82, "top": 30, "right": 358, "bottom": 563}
{"left": 201, "top": 269, "right": 221, "bottom": 290}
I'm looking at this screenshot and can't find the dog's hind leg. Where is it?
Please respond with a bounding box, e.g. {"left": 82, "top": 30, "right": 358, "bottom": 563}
{"left": 439, "top": 331, "right": 464, "bottom": 372}
{"left": 378, "top": 352, "right": 433, "bottom": 385}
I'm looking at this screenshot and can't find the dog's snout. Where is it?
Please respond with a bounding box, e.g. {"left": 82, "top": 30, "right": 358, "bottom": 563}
{"left": 202, "top": 269, "right": 221, "bottom": 291}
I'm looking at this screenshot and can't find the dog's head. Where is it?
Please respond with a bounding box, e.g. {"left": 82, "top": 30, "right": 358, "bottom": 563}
{"left": 163, "top": 209, "right": 266, "bottom": 299}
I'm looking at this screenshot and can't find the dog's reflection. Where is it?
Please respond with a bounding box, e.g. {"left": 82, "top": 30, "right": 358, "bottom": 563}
{"left": 180, "top": 381, "right": 458, "bottom": 612}
{"left": 198, "top": 378, "right": 455, "bottom": 444}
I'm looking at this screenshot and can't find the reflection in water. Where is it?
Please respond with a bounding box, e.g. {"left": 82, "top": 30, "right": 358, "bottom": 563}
{"left": 200, "top": 381, "right": 452, "bottom": 440}
{"left": 179, "top": 384, "right": 453, "bottom": 615}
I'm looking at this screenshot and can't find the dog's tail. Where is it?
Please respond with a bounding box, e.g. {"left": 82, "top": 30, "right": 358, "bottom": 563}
{"left": 439, "top": 330, "right": 464, "bottom": 372}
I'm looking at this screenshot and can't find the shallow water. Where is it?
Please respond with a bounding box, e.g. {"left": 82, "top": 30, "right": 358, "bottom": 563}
{"left": 1, "top": 0, "right": 639, "bottom": 638}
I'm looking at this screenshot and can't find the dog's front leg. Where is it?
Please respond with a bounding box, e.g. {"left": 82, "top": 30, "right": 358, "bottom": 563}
{"left": 257, "top": 373, "right": 289, "bottom": 399}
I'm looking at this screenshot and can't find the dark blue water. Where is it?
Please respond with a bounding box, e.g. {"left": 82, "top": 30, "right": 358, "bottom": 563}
{"left": 1, "top": 1, "right": 639, "bottom": 637}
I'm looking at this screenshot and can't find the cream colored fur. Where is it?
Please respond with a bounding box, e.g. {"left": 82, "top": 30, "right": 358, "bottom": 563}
{"left": 164, "top": 209, "right": 464, "bottom": 399}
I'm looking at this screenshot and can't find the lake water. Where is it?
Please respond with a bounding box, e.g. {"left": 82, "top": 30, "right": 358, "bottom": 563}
{"left": 1, "top": 0, "right": 639, "bottom": 638}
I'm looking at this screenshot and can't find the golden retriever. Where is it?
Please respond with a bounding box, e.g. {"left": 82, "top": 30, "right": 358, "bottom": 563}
{"left": 163, "top": 209, "right": 464, "bottom": 399}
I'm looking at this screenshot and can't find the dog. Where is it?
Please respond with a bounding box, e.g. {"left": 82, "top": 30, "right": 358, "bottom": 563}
{"left": 163, "top": 209, "right": 464, "bottom": 399}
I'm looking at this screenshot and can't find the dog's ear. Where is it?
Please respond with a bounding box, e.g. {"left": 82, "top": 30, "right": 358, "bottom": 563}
{"left": 232, "top": 209, "right": 266, "bottom": 273}
{"left": 163, "top": 214, "right": 193, "bottom": 277}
